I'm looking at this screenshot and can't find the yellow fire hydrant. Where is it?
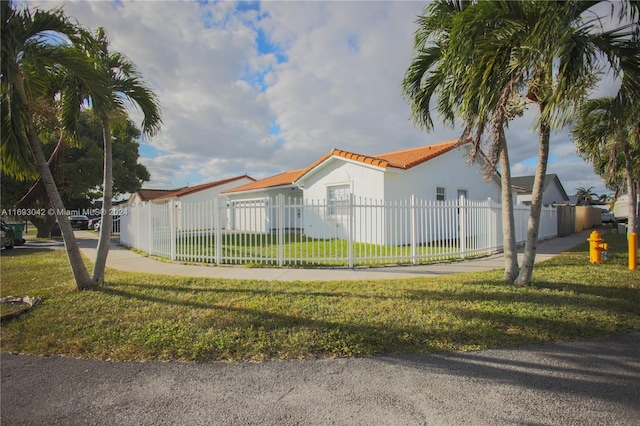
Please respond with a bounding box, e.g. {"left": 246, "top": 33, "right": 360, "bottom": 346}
{"left": 588, "top": 230, "right": 608, "bottom": 264}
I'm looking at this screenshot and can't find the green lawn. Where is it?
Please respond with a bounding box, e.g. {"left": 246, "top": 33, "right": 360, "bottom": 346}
{"left": 1, "top": 230, "right": 638, "bottom": 362}
{"left": 176, "top": 232, "right": 480, "bottom": 266}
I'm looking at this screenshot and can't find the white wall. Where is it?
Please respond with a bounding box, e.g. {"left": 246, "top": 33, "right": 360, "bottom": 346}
{"left": 299, "top": 146, "right": 501, "bottom": 243}
{"left": 516, "top": 181, "right": 568, "bottom": 206}
{"left": 301, "top": 159, "right": 386, "bottom": 200}
{"left": 177, "top": 177, "right": 256, "bottom": 204}
{"left": 300, "top": 159, "right": 385, "bottom": 240}
{"left": 384, "top": 147, "right": 502, "bottom": 203}
{"left": 224, "top": 188, "right": 303, "bottom": 232}
{"left": 541, "top": 183, "right": 567, "bottom": 205}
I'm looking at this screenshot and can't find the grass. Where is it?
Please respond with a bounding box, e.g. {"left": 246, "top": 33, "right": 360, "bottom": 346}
{"left": 176, "top": 232, "right": 480, "bottom": 266}
{"left": 0, "top": 230, "right": 638, "bottom": 363}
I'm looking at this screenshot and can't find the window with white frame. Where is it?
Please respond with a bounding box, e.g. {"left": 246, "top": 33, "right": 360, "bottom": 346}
{"left": 328, "top": 184, "right": 351, "bottom": 215}
{"left": 436, "top": 186, "right": 446, "bottom": 201}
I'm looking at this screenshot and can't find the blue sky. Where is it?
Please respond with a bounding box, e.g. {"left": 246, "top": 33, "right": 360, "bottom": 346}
{"left": 24, "top": 0, "right": 620, "bottom": 197}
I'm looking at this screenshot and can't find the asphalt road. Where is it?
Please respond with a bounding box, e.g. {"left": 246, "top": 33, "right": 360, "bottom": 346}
{"left": 2, "top": 332, "right": 639, "bottom": 425}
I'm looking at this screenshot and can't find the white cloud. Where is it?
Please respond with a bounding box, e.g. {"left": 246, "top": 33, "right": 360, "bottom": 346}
{"left": 22, "top": 0, "right": 614, "bottom": 197}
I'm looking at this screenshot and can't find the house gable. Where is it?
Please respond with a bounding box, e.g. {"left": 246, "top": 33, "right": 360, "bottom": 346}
{"left": 128, "top": 189, "right": 177, "bottom": 205}
{"left": 512, "top": 174, "right": 569, "bottom": 205}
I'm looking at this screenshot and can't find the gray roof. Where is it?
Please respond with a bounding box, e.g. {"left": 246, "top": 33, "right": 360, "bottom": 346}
{"left": 511, "top": 174, "right": 569, "bottom": 201}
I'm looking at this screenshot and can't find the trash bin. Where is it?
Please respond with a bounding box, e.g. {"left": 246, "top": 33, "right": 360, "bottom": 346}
{"left": 6, "top": 223, "right": 25, "bottom": 246}
{"left": 617, "top": 222, "right": 627, "bottom": 235}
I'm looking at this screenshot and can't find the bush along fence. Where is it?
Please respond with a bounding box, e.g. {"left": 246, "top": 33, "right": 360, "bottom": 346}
{"left": 119, "top": 195, "right": 558, "bottom": 267}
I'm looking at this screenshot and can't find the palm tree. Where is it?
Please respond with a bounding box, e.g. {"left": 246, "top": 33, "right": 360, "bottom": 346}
{"left": 83, "top": 28, "right": 161, "bottom": 286}
{"left": 457, "top": 1, "right": 640, "bottom": 286}
{"left": 572, "top": 98, "right": 639, "bottom": 234}
{"left": 404, "top": 1, "right": 640, "bottom": 285}
{"left": 512, "top": 1, "right": 640, "bottom": 285}
{"left": 575, "top": 186, "right": 598, "bottom": 205}
{"left": 402, "top": 0, "right": 521, "bottom": 282}
{"left": 1, "top": 1, "right": 108, "bottom": 289}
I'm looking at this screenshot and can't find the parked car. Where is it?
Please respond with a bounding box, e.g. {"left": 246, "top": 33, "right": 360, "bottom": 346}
{"left": 69, "top": 215, "right": 89, "bottom": 230}
{"left": 593, "top": 205, "right": 615, "bottom": 223}
{"left": 600, "top": 209, "right": 615, "bottom": 223}
{"left": 88, "top": 216, "right": 101, "bottom": 230}
{"left": 93, "top": 218, "right": 101, "bottom": 231}
{"left": 94, "top": 216, "right": 119, "bottom": 233}
{"left": 1, "top": 219, "right": 15, "bottom": 250}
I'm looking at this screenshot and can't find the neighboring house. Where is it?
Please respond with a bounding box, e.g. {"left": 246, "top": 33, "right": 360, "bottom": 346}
{"left": 511, "top": 174, "right": 569, "bottom": 206}
{"left": 152, "top": 175, "right": 256, "bottom": 205}
{"left": 127, "top": 189, "right": 177, "bottom": 206}
{"left": 128, "top": 175, "right": 256, "bottom": 206}
{"left": 223, "top": 139, "right": 503, "bottom": 243}
{"left": 126, "top": 175, "right": 256, "bottom": 232}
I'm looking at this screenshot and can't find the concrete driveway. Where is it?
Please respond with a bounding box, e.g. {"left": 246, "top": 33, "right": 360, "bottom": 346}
{"left": 2, "top": 332, "right": 639, "bottom": 425}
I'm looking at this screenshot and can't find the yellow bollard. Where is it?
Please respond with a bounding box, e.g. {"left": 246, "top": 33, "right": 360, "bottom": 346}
{"left": 630, "top": 232, "right": 637, "bottom": 270}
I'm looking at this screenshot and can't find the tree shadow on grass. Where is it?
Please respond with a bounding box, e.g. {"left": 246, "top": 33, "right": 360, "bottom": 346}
{"left": 98, "top": 273, "right": 639, "bottom": 362}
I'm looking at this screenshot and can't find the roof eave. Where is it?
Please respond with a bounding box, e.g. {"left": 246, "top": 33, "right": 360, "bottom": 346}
{"left": 296, "top": 155, "right": 388, "bottom": 185}
{"left": 223, "top": 184, "right": 300, "bottom": 197}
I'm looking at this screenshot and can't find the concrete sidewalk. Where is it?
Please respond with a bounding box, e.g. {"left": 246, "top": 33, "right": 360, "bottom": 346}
{"left": 72, "top": 229, "right": 593, "bottom": 281}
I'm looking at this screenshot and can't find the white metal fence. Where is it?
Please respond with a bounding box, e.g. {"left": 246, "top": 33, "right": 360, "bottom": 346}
{"left": 120, "top": 196, "right": 557, "bottom": 267}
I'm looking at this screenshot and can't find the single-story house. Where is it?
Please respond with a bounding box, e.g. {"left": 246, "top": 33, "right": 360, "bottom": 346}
{"left": 222, "top": 139, "right": 503, "bottom": 244}
{"left": 128, "top": 175, "right": 256, "bottom": 206}
{"left": 127, "top": 175, "right": 256, "bottom": 231}
{"left": 511, "top": 174, "right": 569, "bottom": 206}
{"left": 127, "top": 189, "right": 177, "bottom": 206}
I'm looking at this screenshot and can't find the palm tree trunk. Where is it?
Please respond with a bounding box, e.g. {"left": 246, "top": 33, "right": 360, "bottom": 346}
{"left": 91, "top": 116, "right": 113, "bottom": 285}
{"left": 25, "top": 117, "right": 93, "bottom": 290}
{"left": 30, "top": 211, "right": 57, "bottom": 238}
{"left": 514, "top": 120, "right": 550, "bottom": 286}
{"left": 498, "top": 128, "right": 518, "bottom": 282}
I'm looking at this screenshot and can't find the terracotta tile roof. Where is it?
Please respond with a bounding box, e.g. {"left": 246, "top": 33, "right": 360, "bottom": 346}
{"left": 372, "top": 139, "right": 460, "bottom": 170}
{"left": 225, "top": 139, "right": 465, "bottom": 194}
{"left": 224, "top": 169, "right": 306, "bottom": 194}
{"left": 330, "top": 149, "right": 389, "bottom": 168}
{"left": 135, "top": 189, "right": 178, "bottom": 202}
{"left": 154, "top": 175, "right": 255, "bottom": 200}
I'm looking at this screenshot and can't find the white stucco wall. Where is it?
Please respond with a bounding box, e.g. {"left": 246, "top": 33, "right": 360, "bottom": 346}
{"left": 223, "top": 188, "right": 303, "bottom": 233}
{"left": 541, "top": 183, "right": 567, "bottom": 205}
{"left": 383, "top": 147, "right": 502, "bottom": 203}
{"left": 299, "top": 147, "right": 501, "bottom": 243}
{"left": 300, "top": 159, "right": 386, "bottom": 201}
{"left": 298, "top": 159, "right": 386, "bottom": 241}
{"left": 516, "top": 182, "right": 568, "bottom": 206}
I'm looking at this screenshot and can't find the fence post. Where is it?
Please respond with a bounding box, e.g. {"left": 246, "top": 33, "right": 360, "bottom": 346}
{"left": 459, "top": 195, "right": 466, "bottom": 259}
{"left": 215, "top": 197, "right": 221, "bottom": 265}
{"left": 148, "top": 203, "right": 153, "bottom": 255}
{"left": 170, "top": 201, "right": 177, "bottom": 261}
{"left": 487, "top": 198, "right": 494, "bottom": 254}
{"left": 347, "top": 193, "right": 356, "bottom": 268}
{"left": 278, "top": 194, "right": 285, "bottom": 266}
{"left": 411, "top": 194, "right": 417, "bottom": 264}
{"left": 489, "top": 198, "right": 494, "bottom": 253}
